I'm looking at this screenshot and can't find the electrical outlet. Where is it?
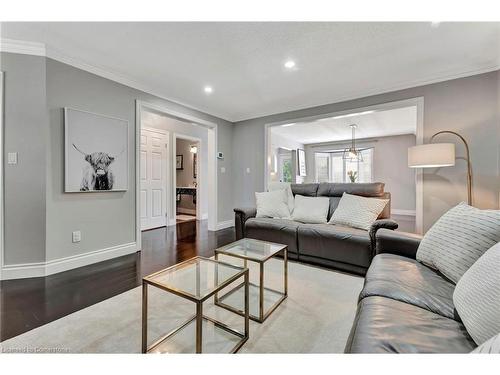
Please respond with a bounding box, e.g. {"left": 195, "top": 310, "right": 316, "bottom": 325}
{"left": 72, "top": 231, "right": 81, "bottom": 243}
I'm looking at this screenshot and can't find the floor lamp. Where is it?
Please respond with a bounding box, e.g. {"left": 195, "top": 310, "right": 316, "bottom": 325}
{"left": 408, "top": 131, "right": 473, "bottom": 205}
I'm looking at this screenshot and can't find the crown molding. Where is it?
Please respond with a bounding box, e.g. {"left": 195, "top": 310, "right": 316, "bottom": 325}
{"left": 2, "top": 38, "right": 499, "bottom": 123}
{"left": 0, "top": 38, "right": 229, "bottom": 122}
{"left": 0, "top": 38, "right": 46, "bottom": 56}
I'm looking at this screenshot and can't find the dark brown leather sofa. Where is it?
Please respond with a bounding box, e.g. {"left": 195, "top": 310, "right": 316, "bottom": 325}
{"left": 344, "top": 229, "right": 477, "bottom": 353}
{"left": 234, "top": 183, "right": 398, "bottom": 275}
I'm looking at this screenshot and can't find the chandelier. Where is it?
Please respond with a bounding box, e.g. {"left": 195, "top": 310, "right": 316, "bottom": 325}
{"left": 343, "top": 124, "right": 363, "bottom": 162}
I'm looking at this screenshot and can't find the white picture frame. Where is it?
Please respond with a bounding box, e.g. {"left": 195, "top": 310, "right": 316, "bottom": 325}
{"left": 297, "top": 148, "right": 307, "bottom": 177}
{"left": 65, "top": 107, "right": 129, "bottom": 192}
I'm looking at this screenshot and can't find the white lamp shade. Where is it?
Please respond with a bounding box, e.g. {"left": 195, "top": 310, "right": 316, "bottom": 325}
{"left": 408, "top": 143, "right": 455, "bottom": 168}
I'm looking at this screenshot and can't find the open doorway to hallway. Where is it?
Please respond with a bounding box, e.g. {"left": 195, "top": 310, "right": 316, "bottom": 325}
{"left": 175, "top": 136, "right": 200, "bottom": 224}
{"left": 137, "top": 103, "right": 216, "bottom": 242}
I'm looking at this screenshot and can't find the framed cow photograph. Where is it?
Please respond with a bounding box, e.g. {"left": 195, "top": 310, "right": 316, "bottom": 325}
{"left": 65, "top": 108, "right": 128, "bottom": 192}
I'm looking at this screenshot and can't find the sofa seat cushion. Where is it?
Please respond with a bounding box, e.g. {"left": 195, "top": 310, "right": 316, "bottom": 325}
{"left": 345, "top": 296, "right": 476, "bottom": 353}
{"left": 245, "top": 218, "right": 299, "bottom": 253}
{"left": 360, "top": 254, "right": 456, "bottom": 319}
{"left": 297, "top": 224, "right": 371, "bottom": 267}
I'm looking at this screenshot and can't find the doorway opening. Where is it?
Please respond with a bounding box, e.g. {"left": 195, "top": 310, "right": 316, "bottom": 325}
{"left": 175, "top": 135, "right": 201, "bottom": 224}
{"left": 265, "top": 97, "right": 424, "bottom": 233}
{"left": 135, "top": 101, "right": 218, "bottom": 251}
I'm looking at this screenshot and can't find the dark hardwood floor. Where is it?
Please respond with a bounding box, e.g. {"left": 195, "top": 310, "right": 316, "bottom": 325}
{"left": 0, "top": 221, "right": 235, "bottom": 342}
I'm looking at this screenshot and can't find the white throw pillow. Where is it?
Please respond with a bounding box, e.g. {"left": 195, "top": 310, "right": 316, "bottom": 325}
{"left": 416, "top": 203, "right": 500, "bottom": 284}
{"left": 454, "top": 242, "right": 500, "bottom": 345}
{"left": 255, "top": 190, "right": 290, "bottom": 219}
{"left": 328, "top": 193, "right": 388, "bottom": 230}
{"left": 472, "top": 332, "right": 500, "bottom": 353}
{"left": 292, "top": 195, "right": 330, "bottom": 224}
{"left": 268, "top": 182, "right": 294, "bottom": 213}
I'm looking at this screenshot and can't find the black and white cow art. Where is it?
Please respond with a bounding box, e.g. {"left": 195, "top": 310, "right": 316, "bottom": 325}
{"left": 73, "top": 144, "right": 123, "bottom": 191}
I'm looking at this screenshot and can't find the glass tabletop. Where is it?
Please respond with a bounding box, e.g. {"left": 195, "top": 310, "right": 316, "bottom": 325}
{"left": 215, "top": 238, "right": 286, "bottom": 262}
{"left": 143, "top": 257, "right": 245, "bottom": 301}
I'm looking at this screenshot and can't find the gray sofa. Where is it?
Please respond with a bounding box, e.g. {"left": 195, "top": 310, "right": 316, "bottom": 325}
{"left": 345, "top": 229, "right": 477, "bottom": 353}
{"left": 234, "top": 183, "right": 398, "bottom": 275}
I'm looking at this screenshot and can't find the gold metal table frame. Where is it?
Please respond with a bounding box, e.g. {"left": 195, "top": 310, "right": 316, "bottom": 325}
{"left": 141, "top": 256, "right": 249, "bottom": 354}
{"left": 214, "top": 239, "right": 288, "bottom": 323}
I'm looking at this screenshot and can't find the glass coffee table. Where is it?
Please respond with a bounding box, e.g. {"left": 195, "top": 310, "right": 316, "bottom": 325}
{"left": 214, "top": 238, "right": 288, "bottom": 323}
{"left": 142, "top": 256, "right": 249, "bottom": 354}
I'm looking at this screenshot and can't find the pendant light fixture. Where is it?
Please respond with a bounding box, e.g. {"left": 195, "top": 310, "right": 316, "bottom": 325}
{"left": 343, "top": 124, "right": 363, "bottom": 162}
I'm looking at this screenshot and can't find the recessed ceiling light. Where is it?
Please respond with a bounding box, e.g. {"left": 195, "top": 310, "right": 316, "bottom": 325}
{"left": 284, "top": 60, "right": 296, "bottom": 69}
{"left": 281, "top": 123, "right": 296, "bottom": 127}
{"left": 204, "top": 86, "right": 213, "bottom": 94}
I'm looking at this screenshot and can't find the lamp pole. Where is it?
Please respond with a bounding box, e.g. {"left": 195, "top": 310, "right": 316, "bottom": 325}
{"left": 429, "top": 131, "right": 472, "bottom": 205}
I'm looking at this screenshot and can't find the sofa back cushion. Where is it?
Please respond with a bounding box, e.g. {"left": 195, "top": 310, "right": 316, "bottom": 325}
{"left": 290, "top": 183, "right": 318, "bottom": 197}
{"left": 292, "top": 182, "right": 389, "bottom": 221}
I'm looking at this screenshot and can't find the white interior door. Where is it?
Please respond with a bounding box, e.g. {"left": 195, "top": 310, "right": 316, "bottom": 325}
{"left": 140, "top": 128, "right": 168, "bottom": 230}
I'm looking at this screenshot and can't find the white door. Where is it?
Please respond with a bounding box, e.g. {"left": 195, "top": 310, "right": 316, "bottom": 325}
{"left": 140, "top": 128, "right": 168, "bottom": 230}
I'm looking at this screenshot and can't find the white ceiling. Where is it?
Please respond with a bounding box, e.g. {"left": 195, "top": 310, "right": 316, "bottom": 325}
{"left": 271, "top": 106, "right": 417, "bottom": 144}
{"left": 1, "top": 22, "right": 499, "bottom": 122}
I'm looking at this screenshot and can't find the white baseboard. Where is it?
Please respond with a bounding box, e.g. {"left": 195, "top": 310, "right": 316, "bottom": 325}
{"left": 1, "top": 242, "right": 137, "bottom": 280}
{"left": 216, "top": 220, "right": 234, "bottom": 231}
{"left": 1, "top": 261, "right": 46, "bottom": 280}
{"left": 392, "top": 209, "right": 416, "bottom": 216}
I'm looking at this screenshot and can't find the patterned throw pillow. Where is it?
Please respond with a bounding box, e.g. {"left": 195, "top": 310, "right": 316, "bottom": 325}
{"left": 328, "top": 192, "right": 388, "bottom": 230}
{"left": 416, "top": 203, "right": 500, "bottom": 284}
{"left": 454, "top": 242, "right": 500, "bottom": 345}
{"left": 472, "top": 332, "right": 500, "bottom": 353}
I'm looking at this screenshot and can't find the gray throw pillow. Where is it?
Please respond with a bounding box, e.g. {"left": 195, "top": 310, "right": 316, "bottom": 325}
{"left": 454, "top": 242, "right": 500, "bottom": 345}
{"left": 416, "top": 203, "right": 500, "bottom": 283}
{"left": 471, "top": 332, "right": 500, "bottom": 354}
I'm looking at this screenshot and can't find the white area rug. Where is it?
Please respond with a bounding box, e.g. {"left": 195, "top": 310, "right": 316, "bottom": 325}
{"left": 0, "top": 258, "right": 363, "bottom": 353}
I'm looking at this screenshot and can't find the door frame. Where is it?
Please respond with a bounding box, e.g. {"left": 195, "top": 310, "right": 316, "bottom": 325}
{"left": 173, "top": 133, "right": 202, "bottom": 220}
{"left": 264, "top": 97, "right": 424, "bottom": 233}
{"left": 140, "top": 126, "right": 169, "bottom": 231}
{"left": 0, "top": 71, "right": 4, "bottom": 280}
{"left": 135, "top": 100, "right": 218, "bottom": 251}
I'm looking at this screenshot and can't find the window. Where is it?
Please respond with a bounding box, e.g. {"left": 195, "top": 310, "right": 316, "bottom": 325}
{"left": 278, "top": 154, "right": 293, "bottom": 182}
{"left": 315, "top": 148, "right": 373, "bottom": 183}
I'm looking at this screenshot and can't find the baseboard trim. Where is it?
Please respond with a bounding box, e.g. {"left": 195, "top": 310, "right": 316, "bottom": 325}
{"left": 216, "top": 220, "right": 234, "bottom": 231}
{"left": 392, "top": 209, "right": 416, "bottom": 216}
{"left": 1, "top": 261, "right": 46, "bottom": 280}
{"left": 1, "top": 242, "right": 137, "bottom": 280}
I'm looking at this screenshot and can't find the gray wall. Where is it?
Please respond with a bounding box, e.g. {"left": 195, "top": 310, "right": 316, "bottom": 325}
{"left": 1, "top": 52, "right": 234, "bottom": 265}
{"left": 233, "top": 70, "right": 500, "bottom": 231}
{"left": 304, "top": 134, "right": 417, "bottom": 211}
{"left": 2, "top": 53, "right": 48, "bottom": 264}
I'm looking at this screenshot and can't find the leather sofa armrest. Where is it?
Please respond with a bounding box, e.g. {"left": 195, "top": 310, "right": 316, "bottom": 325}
{"left": 369, "top": 219, "right": 398, "bottom": 256}
{"left": 234, "top": 207, "right": 257, "bottom": 240}
{"left": 375, "top": 228, "right": 423, "bottom": 259}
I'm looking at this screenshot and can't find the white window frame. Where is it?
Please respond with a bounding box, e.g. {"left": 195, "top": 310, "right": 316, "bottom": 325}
{"left": 314, "top": 148, "right": 374, "bottom": 183}
{"left": 277, "top": 153, "right": 292, "bottom": 182}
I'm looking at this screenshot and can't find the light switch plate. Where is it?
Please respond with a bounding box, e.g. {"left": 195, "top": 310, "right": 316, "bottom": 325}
{"left": 72, "top": 231, "right": 81, "bottom": 243}
{"left": 220, "top": 167, "right": 226, "bottom": 173}
{"left": 7, "top": 152, "right": 18, "bottom": 165}
{"left": 246, "top": 167, "right": 251, "bottom": 174}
